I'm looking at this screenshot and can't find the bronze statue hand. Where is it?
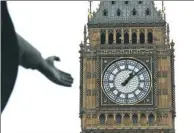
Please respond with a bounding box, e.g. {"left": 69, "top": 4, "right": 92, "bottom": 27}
{"left": 38, "top": 56, "right": 73, "bottom": 87}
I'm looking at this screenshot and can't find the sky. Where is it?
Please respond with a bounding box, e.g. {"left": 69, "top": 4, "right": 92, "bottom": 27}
{"left": 1, "top": 1, "right": 194, "bottom": 133}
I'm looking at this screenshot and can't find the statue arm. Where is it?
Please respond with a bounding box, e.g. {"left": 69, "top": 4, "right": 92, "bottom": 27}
{"left": 16, "top": 33, "right": 73, "bottom": 87}
{"left": 17, "top": 33, "right": 44, "bottom": 69}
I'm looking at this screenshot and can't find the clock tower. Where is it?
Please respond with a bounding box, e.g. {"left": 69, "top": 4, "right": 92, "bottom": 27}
{"left": 79, "top": 1, "right": 175, "bottom": 133}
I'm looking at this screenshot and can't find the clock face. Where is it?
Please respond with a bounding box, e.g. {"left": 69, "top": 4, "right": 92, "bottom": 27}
{"left": 102, "top": 58, "right": 152, "bottom": 105}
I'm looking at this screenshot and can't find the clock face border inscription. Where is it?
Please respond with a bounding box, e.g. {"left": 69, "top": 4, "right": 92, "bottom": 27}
{"left": 100, "top": 56, "right": 154, "bottom": 106}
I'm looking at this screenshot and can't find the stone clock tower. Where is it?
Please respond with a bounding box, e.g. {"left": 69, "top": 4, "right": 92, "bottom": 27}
{"left": 79, "top": 1, "right": 175, "bottom": 133}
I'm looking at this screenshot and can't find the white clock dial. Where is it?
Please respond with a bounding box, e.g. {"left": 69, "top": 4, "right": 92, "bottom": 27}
{"left": 102, "top": 58, "right": 151, "bottom": 105}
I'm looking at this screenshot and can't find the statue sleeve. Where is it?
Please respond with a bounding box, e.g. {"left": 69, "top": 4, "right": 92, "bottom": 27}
{"left": 17, "top": 33, "right": 44, "bottom": 69}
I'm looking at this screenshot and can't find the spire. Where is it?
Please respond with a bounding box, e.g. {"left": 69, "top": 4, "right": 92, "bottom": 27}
{"left": 88, "top": 1, "right": 93, "bottom": 22}
{"left": 84, "top": 25, "right": 87, "bottom": 45}
{"left": 162, "top": 1, "right": 166, "bottom": 21}
{"left": 170, "top": 39, "right": 175, "bottom": 49}
{"left": 164, "top": 11, "right": 166, "bottom": 21}
{"left": 84, "top": 24, "right": 86, "bottom": 34}
{"left": 88, "top": 1, "right": 165, "bottom": 24}
{"left": 162, "top": 1, "right": 164, "bottom": 12}
{"left": 89, "top": 1, "right": 92, "bottom": 14}
{"left": 167, "top": 23, "right": 170, "bottom": 45}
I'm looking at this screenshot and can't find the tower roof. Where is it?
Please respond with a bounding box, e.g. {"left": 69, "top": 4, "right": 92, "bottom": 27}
{"left": 88, "top": 1, "right": 165, "bottom": 25}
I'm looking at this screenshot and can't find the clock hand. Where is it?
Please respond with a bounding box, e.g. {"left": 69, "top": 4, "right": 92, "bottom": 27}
{"left": 121, "top": 64, "right": 137, "bottom": 86}
{"left": 121, "top": 73, "right": 133, "bottom": 86}
{"left": 121, "top": 67, "right": 144, "bottom": 86}
{"left": 132, "top": 67, "right": 144, "bottom": 78}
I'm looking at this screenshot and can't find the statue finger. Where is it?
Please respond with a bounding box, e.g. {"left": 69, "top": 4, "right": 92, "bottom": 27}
{"left": 59, "top": 70, "right": 73, "bottom": 78}
{"left": 61, "top": 75, "right": 73, "bottom": 84}
{"left": 53, "top": 56, "right": 60, "bottom": 61}
{"left": 60, "top": 80, "right": 73, "bottom": 87}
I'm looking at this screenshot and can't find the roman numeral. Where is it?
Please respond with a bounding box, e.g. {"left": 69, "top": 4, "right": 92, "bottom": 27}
{"left": 125, "top": 60, "right": 128, "bottom": 69}
{"left": 117, "top": 91, "right": 121, "bottom": 97}
{"left": 110, "top": 87, "right": 115, "bottom": 91}
{"left": 133, "top": 92, "right": 138, "bottom": 100}
{"left": 139, "top": 80, "right": 145, "bottom": 82}
{"left": 108, "top": 80, "right": 114, "bottom": 83}
{"left": 137, "top": 87, "right": 147, "bottom": 92}
{"left": 139, "top": 79, "right": 150, "bottom": 82}
{"left": 136, "top": 68, "right": 146, "bottom": 76}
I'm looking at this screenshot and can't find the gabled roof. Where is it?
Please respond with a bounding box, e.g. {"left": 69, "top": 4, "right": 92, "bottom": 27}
{"left": 88, "top": 1, "right": 165, "bottom": 25}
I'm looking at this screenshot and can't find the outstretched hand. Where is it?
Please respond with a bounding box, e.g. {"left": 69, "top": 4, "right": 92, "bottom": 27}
{"left": 38, "top": 56, "right": 73, "bottom": 87}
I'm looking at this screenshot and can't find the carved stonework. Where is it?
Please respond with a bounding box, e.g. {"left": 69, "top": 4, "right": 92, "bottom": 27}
{"left": 80, "top": 1, "right": 175, "bottom": 133}
{"left": 82, "top": 129, "right": 172, "bottom": 133}
{"left": 96, "top": 56, "right": 100, "bottom": 108}
{"left": 79, "top": 57, "right": 83, "bottom": 118}
{"left": 100, "top": 56, "right": 155, "bottom": 107}
{"left": 170, "top": 42, "right": 176, "bottom": 118}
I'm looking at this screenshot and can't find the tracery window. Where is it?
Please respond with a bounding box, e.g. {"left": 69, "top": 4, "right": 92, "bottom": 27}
{"left": 132, "top": 32, "right": 137, "bottom": 44}
{"left": 117, "top": 9, "right": 121, "bottom": 16}
{"left": 132, "top": 114, "right": 138, "bottom": 124}
{"left": 103, "top": 9, "right": 108, "bottom": 16}
{"left": 138, "top": 1, "right": 143, "bottom": 4}
{"left": 148, "top": 114, "right": 155, "bottom": 125}
{"left": 132, "top": 8, "right": 137, "bottom": 16}
{"left": 99, "top": 114, "right": 105, "bottom": 124}
{"left": 124, "top": 30, "right": 129, "bottom": 44}
{"left": 108, "top": 32, "right": 114, "bottom": 44}
{"left": 100, "top": 30, "right": 106, "bottom": 44}
{"left": 116, "top": 29, "right": 121, "bottom": 44}
{"left": 116, "top": 114, "right": 122, "bottom": 124}
{"left": 140, "top": 32, "right": 145, "bottom": 44}
{"left": 148, "top": 32, "right": 153, "bottom": 43}
{"left": 140, "top": 113, "right": 146, "bottom": 125}
{"left": 146, "top": 8, "right": 151, "bottom": 15}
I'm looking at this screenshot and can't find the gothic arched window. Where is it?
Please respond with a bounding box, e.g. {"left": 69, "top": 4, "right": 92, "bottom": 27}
{"left": 146, "top": 8, "right": 151, "bottom": 16}
{"left": 116, "top": 114, "right": 122, "bottom": 124}
{"left": 124, "top": 114, "right": 130, "bottom": 124}
{"left": 108, "top": 32, "right": 114, "bottom": 44}
{"left": 116, "top": 32, "right": 121, "bottom": 44}
{"left": 132, "top": 114, "right": 138, "bottom": 124}
{"left": 138, "top": 1, "right": 143, "bottom": 4}
{"left": 99, "top": 114, "right": 105, "bottom": 124}
{"left": 132, "top": 32, "right": 137, "bottom": 44}
{"left": 124, "top": 114, "right": 130, "bottom": 120}
{"left": 140, "top": 32, "right": 145, "bottom": 44}
{"left": 148, "top": 32, "right": 153, "bottom": 43}
{"left": 140, "top": 113, "right": 146, "bottom": 125}
{"left": 148, "top": 114, "right": 155, "bottom": 125}
{"left": 103, "top": 9, "right": 108, "bottom": 16}
{"left": 124, "top": 32, "right": 129, "bottom": 44}
{"left": 117, "top": 9, "right": 121, "bottom": 16}
{"left": 107, "top": 114, "right": 114, "bottom": 125}
{"left": 101, "top": 32, "right": 106, "bottom": 44}
{"left": 132, "top": 8, "right": 137, "bottom": 16}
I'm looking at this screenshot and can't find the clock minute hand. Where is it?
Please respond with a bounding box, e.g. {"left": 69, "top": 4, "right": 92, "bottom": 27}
{"left": 121, "top": 68, "right": 144, "bottom": 86}
{"left": 131, "top": 67, "right": 144, "bottom": 78}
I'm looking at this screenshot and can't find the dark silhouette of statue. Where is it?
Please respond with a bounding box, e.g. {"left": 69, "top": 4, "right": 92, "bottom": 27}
{"left": 1, "top": 1, "right": 74, "bottom": 113}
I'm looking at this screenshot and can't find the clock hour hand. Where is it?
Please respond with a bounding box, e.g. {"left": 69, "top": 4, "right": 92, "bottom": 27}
{"left": 121, "top": 73, "right": 133, "bottom": 86}
{"left": 121, "top": 68, "right": 144, "bottom": 86}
